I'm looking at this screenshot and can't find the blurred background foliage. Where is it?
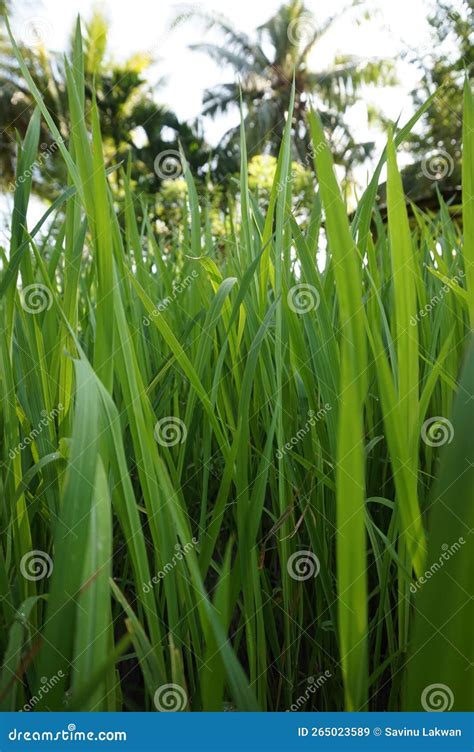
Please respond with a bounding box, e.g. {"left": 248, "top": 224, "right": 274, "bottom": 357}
{"left": 0, "top": 0, "right": 472, "bottom": 232}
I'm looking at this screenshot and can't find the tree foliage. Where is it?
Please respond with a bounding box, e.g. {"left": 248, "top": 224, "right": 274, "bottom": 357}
{"left": 0, "top": 6, "right": 207, "bottom": 200}
{"left": 176, "top": 0, "right": 396, "bottom": 177}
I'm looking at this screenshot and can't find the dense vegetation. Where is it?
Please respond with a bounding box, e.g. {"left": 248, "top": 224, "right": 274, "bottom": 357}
{"left": 0, "top": 0, "right": 471, "bottom": 204}
{"left": 0, "top": 15, "right": 472, "bottom": 713}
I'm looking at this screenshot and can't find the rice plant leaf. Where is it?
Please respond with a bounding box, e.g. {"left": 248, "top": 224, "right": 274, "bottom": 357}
{"left": 462, "top": 78, "right": 474, "bottom": 328}
{"left": 35, "top": 359, "right": 101, "bottom": 708}
{"left": 309, "top": 106, "right": 368, "bottom": 711}
{"left": 72, "top": 457, "right": 113, "bottom": 711}
{"left": 403, "top": 339, "right": 474, "bottom": 710}
{"left": 386, "top": 133, "right": 426, "bottom": 576}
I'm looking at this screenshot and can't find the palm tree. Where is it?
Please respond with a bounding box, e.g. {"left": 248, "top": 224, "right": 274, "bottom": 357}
{"left": 0, "top": 7, "right": 208, "bottom": 199}
{"left": 176, "top": 0, "right": 395, "bottom": 176}
{"left": 0, "top": 3, "right": 66, "bottom": 191}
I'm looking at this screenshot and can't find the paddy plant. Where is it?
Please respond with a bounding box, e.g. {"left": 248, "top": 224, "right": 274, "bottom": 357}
{"left": 0, "top": 20, "right": 472, "bottom": 713}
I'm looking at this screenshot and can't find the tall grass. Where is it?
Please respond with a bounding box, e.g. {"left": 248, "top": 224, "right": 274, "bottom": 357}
{"left": 0, "top": 20, "right": 472, "bottom": 712}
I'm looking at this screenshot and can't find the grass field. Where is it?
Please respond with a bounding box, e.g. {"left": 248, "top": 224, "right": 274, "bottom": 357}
{"left": 0, "top": 21, "right": 472, "bottom": 712}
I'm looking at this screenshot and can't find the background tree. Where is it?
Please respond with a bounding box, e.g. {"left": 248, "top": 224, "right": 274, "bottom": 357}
{"left": 176, "top": 0, "right": 395, "bottom": 178}
{"left": 398, "top": 0, "right": 473, "bottom": 204}
{"left": 410, "top": 0, "right": 472, "bottom": 155}
{"left": 0, "top": 5, "right": 208, "bottom": 200}
{"left": 0, "top": 1, "right": 66, "bottom": 192}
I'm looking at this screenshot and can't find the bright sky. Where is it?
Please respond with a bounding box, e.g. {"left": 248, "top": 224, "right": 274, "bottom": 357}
{"left": 11, "top": 0, "right": 433, "bottom": 145}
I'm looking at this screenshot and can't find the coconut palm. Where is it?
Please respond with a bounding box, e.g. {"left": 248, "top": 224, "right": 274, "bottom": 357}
{"left": 177, "top": 0, "right": 395, "bottom": 175}
{"left": 0, "top": 4, "right": 65, "bottom": 190}
{"left": 0, "top": 7, "right": 207, "bottom": 199}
